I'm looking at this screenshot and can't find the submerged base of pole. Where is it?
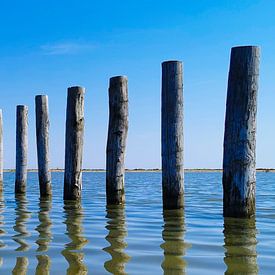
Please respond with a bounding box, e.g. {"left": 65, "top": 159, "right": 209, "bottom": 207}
{"left": 106, "top": 189, "right": 125, "bottom": 205}
{"left": 162, "top": 190, "right": 184, "bottom": 210}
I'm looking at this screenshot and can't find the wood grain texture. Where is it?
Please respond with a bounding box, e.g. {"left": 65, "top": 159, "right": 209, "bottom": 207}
{"left": 161, "top": 61, "right": 184, "bottom": 209}
{"left": 35, "top": 95, "right": 52, "bottom": 197}
{"left": 0, "top": 110, "right": 3, "bottom": 191}
{"left": 223, "top": 46, "right": 260, "bottom": 218}
{"left": 64, "top": 87, "right": 85, "bottom": 200}
{"left": 15, "top": 105, "right": 28, "bottom": 194}
{"left": 106, "top": 76, "right": 128, "bottom": 205}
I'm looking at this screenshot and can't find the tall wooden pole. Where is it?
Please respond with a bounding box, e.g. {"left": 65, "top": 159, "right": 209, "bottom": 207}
{"left": 35, "top": 95, "right": 51, "bottom": 197}
{"left": 15, "top": 105, "right": 28, "bottom": 194}
{"left": 64, "top": 86, "right": 85, "bottom": 200}
{"left": 106, "top": 76, "right": 128, "bottom": 205}
{"left": 223, "top": 46, "right": 260, "bottom": 218}
{"left": 161, "top": 61, "right": 184, "bottom": 209}
{"left": 0, "top": 110, "right": 3, "bottom": 191}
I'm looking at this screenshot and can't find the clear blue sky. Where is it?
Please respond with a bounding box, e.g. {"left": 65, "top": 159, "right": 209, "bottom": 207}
{"left": 0, "top": 0, "right": 274, "bottom": 169}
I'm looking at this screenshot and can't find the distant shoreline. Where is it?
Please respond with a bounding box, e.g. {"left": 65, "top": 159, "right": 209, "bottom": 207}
{"left": 3, "top": 168, "right": 275, "bottom": 173}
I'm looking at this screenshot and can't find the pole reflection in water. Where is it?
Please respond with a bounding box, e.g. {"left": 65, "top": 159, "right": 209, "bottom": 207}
{"left": 35, "top": 198, "right": 52, "bottom": 274}
{"left": 103, "top": 205, "right": 130, "bottom": 275}
{"left": 35, "top": 198, "right": 52, "bottom": 252}
{"left": 161, "top": 209, "right": 187, "bottom": 275}
{"left": 35, "top": 255, "right": 51, "bottom": 275}
{"left": 223, "top": 217, "right": 258, "bottom": 274}
{"left": 0, "top": 192, "right": 5, "bottom": 249}
{"left": 12, "top": 257, "right": 28, "bottom": 275}
{"left": 62, "top": 200, "right": 88, "bottom": 275}
{"left": 13, "top": 194, "right": 31, "bottom": 251}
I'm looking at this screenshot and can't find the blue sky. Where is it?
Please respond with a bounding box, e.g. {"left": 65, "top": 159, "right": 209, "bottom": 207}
{"left": 0, "top": 0, "right": 275, "bottom": 169}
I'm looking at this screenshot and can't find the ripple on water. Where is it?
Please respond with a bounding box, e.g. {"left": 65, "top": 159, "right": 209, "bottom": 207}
{"left": 0, "top": 172, "right": 273, "bottom": 274}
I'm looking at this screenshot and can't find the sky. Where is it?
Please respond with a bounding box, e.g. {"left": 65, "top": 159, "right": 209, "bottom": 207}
{"left": 0, "top": 0, "right": 275, "bottom": 169}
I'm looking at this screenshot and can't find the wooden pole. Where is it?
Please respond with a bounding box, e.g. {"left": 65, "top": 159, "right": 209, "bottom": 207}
{"left": 15, "top": 105, "right": 28, "bottom": 194}
{"left": 64, "top": 86, "right": 85, "bottom": 200}
{"left": 161, "top": 61, "right": 184, "bottom": 209}
{"left": 106, "top": 76, "right": 128, "bottom": 205}
{"left": 223, "top": 46, "right": 260, "bottom": 218}
{"left": 0, "top": 109, "right": 3, "bottom": 191}
{"left": 35, "top": 95, "right": 51, "bottom": 197}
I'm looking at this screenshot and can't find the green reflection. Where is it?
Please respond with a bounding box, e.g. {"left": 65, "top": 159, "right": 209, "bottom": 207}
{"left": 223, "top": 217, "right": 258, "bottom": 275}
{"left": 13, "top": 195, "right": 31, "bottom": 251}
{"left": 35, "top": 198, "right": 52, "bottom": 252}
{"left": 35, "top": 255, "right": 51, "bottom": 275}
{"left": 103, "top": 205, "right": 130, "bottom": 275}
{"left": 161, "top": 209, "right": 187, "bottom": 275}
{"left": 12, "top": 257, "right": 28, "bottom": 275}
{"left": 62, "top": 200, "right": 88, "bottom": 275}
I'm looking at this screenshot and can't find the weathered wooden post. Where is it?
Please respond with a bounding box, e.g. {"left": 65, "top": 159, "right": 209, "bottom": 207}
{"left": 15, "top": 105, "right": 28, "bottom": 194}
{"left": 35, "top": 95, "right": 51, "bottom": 197}
{"left": 64, "top": 87, "right": 85, "bottom": 200}
{"left": 161, "top": 61, "right": 184, "bottom": 209}
{"left": 0, "top": 110, "right": 3, "bottom": 190}
{"left": 106, "top": 76, "right": 128, "bottom": 205}
{"left": 223, "top": 46, "right": 260, "bottom": 218}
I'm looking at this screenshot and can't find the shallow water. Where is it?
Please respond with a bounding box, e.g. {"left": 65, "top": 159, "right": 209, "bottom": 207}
{"left": 0, "top": 172, "right": 274, "bottom": 274}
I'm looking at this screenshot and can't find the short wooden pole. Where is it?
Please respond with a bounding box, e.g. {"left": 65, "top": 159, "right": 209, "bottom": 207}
{"left": 15, "top": 105, "right": 28, "bottom": 194}
{"left": 161, "top": 61, "right": 184, "bottom": 209}
{"left": 35, "top": 95, "right": 51, "bottom": 197}
{"left": 0, "top": 109, "right": 3, "bottom": 190}
{"left": 106, "top": 76, "right": 128, "bottom": 205}
{"left": 223, "top": 46, "right": 260, "bottom": 218}
{"left": 64, "top": 87, "right": 85, "bottom": 200}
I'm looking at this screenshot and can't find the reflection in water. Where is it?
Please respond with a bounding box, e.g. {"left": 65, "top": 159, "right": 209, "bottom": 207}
{"left": 161, "top": 209, "right": 187, "bottom": 275}
{"left": 35, "top": 198, "right": 52, "bottom": 274}
{"left": 13, "top": 195, "right": 31, "bottom": 251}
{"left": 12, "top": 257, "right": 28, "bottom": 275}
{"left": 223, "top": 217, "right": 258, "bottom": 274}
{"left": 62, "top": 200, "right": 88, "bottom": 275}
{"left": 0, "top": 192, "right": 5, "bottom": 249}
{"left": 103, "top": 205, "right": 130, "bottom": 275}
{"left": 35, "top": 255, "right": 51, "bottom": 275}
{"left": 35, "top": 198, "right": 52, "bottom": 252}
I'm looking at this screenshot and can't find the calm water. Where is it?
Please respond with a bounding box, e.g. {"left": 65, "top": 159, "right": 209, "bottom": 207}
{"left": 0, "top": 172, "right": 274, "bottom": 274}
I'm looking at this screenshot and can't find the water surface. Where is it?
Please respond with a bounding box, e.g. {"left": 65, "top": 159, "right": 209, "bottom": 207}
{"left": 0, "top": 172, "right": 274, "bottom": 274}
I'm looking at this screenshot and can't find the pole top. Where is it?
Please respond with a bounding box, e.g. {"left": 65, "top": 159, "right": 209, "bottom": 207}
{"left": 68, "top": 86, "right": 85, "bottom": 94}
{"left": 231, "top": 46, "right": 260, "bottom": 56}
{"left": 232, "top": 45, "right": 260, "bottom": 50}
{"left": 162, "top": 60, "right": 182, "bottom": 65}
{"left": 109, "top": 76, "right": 128, "bottom": 88}
{"left": 110, "top": 75, "right": 127, "bottom": 81}
{"left": 68, "top": 86, "right": 85, "bottom": 90}
{"left": 17, "top": 105, "right": 28, "bottom": 110}
{"left": 35, "top": 94, "right": 48, "bottom": 98}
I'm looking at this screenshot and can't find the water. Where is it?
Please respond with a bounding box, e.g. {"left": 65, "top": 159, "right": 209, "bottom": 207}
{"left": 0, "top": 172, "right": 274, "bottom": 274}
